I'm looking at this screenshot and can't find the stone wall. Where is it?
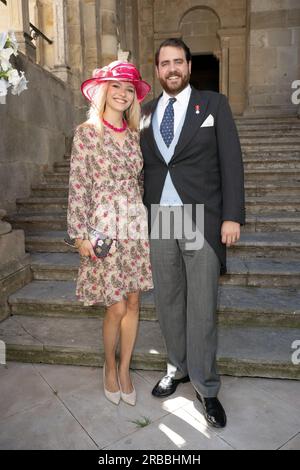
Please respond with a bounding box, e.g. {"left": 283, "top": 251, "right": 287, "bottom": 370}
{"left": 247, "top": 0, "right": 300, "bottom": 115}
{"left": 137, "top": 0, "right": 155, "bottom": 102}
{"left": 66, "top": 0, "right": 85, "bottom": 122}
{"left": 124, "top": 0, "right": 247, "bottom": 113}
{"left": 180, "top": 7, "right": 220, "bottom": 55}
{"left": 0, "top": 2, "right": 8, "bottom": 30}
{"left": 35, "top": 0, "right": 55, "bottom": 70}
{"left": 0, "top": 51, "right": 74, "bottom": 214}
{"left": 124, "top": 0, "right": 299, "bottom": 115}
{"left": 155, "top": 0, "right": 247, "bottom": 114}
{"left": 0, "top": 224, "right": 31, "bottom": 322}
{"left": 118, "top": 0, "right": 138, "bottom": 65}
{"left": 67, "top": 0, "right": 118, "bottom": 123}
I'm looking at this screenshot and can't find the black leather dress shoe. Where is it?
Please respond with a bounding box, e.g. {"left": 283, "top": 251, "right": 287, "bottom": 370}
{"left": 152, "top": 375, "right": 190, "bottom": 397}
{"left": 196, "top": 393, "right": 227, "bottom": 428}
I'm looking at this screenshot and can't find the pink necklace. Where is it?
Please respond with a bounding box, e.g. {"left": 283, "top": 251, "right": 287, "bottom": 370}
{"left": 102, "top": 117, "right": 127, "bottom": 133}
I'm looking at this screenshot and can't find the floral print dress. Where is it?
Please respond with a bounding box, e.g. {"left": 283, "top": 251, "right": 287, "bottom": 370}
{"left": 67, "top": 123, "right": 153, "bottom": 307}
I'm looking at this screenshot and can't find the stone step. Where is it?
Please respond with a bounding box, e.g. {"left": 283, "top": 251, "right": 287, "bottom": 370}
{"left": 244, "top": 157, "right": 300, "bottom": 171}
{"left": 29, "top": 252, "right": 300, "bottom": 288}
{"left": 238, "top": 128, "right": 300, "bottom": 133}
{"left": 241, "top": 123, "right": 300, "bottom": 130}
{"left": 43, "top": 172, "right": 70, "bottom": 184}
{"left": 25, "top": 231, "right": 77, "bottom": 252}
{"left": 9, "top": 281, "right": 300, "bottom": 328}
{"left": 244, "top": 150, "right": 300, "bottom": 156}
{"left": 1, "top": 314, "right": 299, "bottom": 378}
{"left": 242, "top": 145, "right": 300, "bottom": 153}
{"left": 15, "top": 195, "right": 300, "bottom": 214}
{"left": 243, "top": 150, "right": 300, "bottom": 157}
{"left": 31, "top": 184, "right": 69, "bottom": 198}
{"left": 57, "top": 155, "right": 300, "bottom": 172}
{"left": 43, "top": 168, "right": 300, "bottom": 184}
{"left": 7, "top": 280, "right": 300, "bottom": 327}
{"left": 245, "top": 213, "right": 300, "bottom": 232}
{"left": 53, "top": 162, "right": 70, "bottom": 172}
{"left": 16, "top": 197, "right": 68, "bottom": 212}
{"left": 246, "top": 197, "right": 300, "bottom": 214}
{"left": 238, "top": 131, "right": 300, "bottom": 138}
{"left": 59, "top": 149, "right": 300, "bottom": 162}
{"left": 24, "top": 230, "right": 300, "bottom": 257}
{"left": 245, "top": 181, "right": 300, "bottom": 197}
{"left": 8, "top": 280, "right": 154, "bottom": 322}
{"left": 217, "top": 258, "right": 300, "bottom": 288}
{"left": 238, "top": 130, "right": 300, "bottom": 137}
{"left": 235, "top": 116, "right": 299, "bottom": 125}
{"left": 229, "top": 232, "right": 300, "bottom": 258}
{"left": 236, "top": 122, "right": 300, "bottom": 128}
{"left": 31, "top": 181, "right": 300, "bottom": 198}
{"left": 7, "top": 213, "right": 67, "bottom": 231}
{"left": 8, "top": 212, "right": 300, "bottom": 232}
{"left": 244, "top": 168, "right": 300, "bottom": 181}
{"left": 62, "top": 147, "right": 300, "bottom": 156}
{"left": 30, "top": 252, "right": 80, "bottom": 280}
{"left": 240, "top": 137, "right": 300, "bottom": 145}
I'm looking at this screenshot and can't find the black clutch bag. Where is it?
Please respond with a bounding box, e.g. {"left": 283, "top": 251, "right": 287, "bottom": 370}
{"left": 88, "top": 226, "right": 116, "bottom": 258}
{"left": 64, "top": 225, "right": 117, "bottom": 258}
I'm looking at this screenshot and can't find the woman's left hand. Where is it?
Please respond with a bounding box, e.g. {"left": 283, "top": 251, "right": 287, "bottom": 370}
{"left": 78, "top": 239, "right": 97, "bottom": 259}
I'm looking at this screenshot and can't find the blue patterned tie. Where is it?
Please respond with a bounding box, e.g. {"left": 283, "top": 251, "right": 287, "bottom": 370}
{"left": 160, "top": 97, "right": 176, "bottom": 147}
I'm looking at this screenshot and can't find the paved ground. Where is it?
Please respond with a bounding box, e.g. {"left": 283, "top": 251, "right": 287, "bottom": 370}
{"left": 0, "top": 362, "right": 299, "bottom": 450}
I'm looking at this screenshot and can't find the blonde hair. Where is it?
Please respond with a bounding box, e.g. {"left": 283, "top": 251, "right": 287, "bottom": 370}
{"left": 86, "top": 81, "right": 141, "bottom": 138}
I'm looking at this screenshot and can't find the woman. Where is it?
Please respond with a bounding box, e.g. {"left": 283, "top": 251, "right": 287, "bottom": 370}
{"left": 67, "top": 61, "right": 153, "bottom": 406}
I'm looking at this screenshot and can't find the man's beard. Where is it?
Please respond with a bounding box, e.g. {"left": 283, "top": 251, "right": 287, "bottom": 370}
{"left": 159, "top": 71, "right": 190, "bottom": 95}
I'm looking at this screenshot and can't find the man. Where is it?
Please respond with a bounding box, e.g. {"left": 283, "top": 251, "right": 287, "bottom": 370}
{"left": 140, "top": 38, "right": 245, "bottom": 428}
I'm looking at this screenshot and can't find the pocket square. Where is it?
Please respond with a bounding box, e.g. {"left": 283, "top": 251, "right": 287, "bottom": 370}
{"left": 200, "top": 114, "right": 214, "bottom": 127}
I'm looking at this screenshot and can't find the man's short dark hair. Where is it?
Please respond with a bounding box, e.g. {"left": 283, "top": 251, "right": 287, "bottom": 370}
{"left": 155, "top": 38, "right": 192, "bottom": 66}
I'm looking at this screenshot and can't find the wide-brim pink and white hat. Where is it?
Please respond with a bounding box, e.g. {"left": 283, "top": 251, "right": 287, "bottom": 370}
{"left": 81, "top": 60, "right": 151, "bottom": 103}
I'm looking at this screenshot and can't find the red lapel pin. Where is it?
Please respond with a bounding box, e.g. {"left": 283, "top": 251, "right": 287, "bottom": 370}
{"left": 195, "top": 104, "right": 200, "bottom": 114}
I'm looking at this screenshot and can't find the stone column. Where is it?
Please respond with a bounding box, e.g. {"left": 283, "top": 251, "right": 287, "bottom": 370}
{"left": 219, "top": 35, "right": 230, "bottom": 98}
{"left": 52, "top": 0, "right": 70, "bottom": 82}
{"left": 81, "top": 0, "right": 98, "bottom": 77}
{"left": 139, "top": 0, "right": 155, "bottom": 100}
{"left": 7, "top": 0, "right": 36, "bottom": 61}
{"left": 100, "top": 0, "right": 118, "bottom": 65}
{"left": 218, "top": 27, "right": 247, "bottom": 114}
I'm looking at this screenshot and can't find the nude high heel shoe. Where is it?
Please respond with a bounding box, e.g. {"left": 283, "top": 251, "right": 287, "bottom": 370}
{"left": 103, "top": 363, "right": 120, "bottom": 405}
{"left": 118, "top": 368, "right": 136, "bottom": 406}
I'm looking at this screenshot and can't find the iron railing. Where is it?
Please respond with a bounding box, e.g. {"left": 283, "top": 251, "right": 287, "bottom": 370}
{"left": 29, "top": 22, "right": 53, "bottom": 45}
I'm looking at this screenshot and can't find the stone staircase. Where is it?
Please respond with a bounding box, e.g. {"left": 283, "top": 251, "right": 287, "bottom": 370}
{"left": 1, "top": 116, "right": 300, "bottom": 379}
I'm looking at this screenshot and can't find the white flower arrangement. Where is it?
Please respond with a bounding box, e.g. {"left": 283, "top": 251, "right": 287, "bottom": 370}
{"left": 0, "top": 30, "right": 28, "bottom": 104}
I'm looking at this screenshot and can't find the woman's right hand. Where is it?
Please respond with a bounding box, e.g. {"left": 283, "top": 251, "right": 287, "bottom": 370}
{"left": 76, "top": 239, "right": 96, "bottom": 259}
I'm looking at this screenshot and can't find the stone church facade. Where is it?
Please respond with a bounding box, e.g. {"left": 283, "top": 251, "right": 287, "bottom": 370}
{"left": 0, "top": 1, "right": 299, "bottom": 379}
{"left": 121, "top": 0, "right": 300, "bottom": 117}
{"left": 0, "top": 0, "right": 299, "bottom": 210}
{"left": 1, "top": 1, "right": 299, "bottom": 120}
